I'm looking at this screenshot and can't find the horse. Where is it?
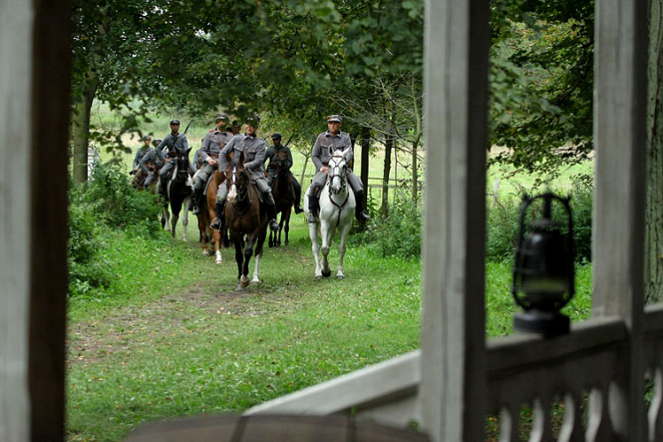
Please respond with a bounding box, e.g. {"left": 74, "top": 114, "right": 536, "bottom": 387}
{"left": 161, "top": 148, "right": 194, "bottom": 241}
{"left": 196, "top": 164, "right": 227, "bottom": 264}
{"left": 224, "top": 150, "right": 268, "bottom": 290}
{"left": 304, "top": 147, "right": 356, "bottom": 279}
{"left": 269, "top": 150, "right": 294, "bottom": 247}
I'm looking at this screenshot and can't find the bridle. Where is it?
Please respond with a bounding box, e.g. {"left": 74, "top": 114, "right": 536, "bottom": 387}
{"left": 228, "top": 163, "right": 251, "bottom": 215}
{"left": 327, "top": 154, "right": 349, "bottom": 226}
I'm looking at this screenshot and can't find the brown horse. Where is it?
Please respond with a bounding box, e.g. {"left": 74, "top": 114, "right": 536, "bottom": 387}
{"left": 269, "top": 149, "right": 294, "bottom": 247}
{"left": 197, "top": 166, "right": 227, "bottom": 264}
{"left": 224, "top": 151, "right": 268, "bottom": 290}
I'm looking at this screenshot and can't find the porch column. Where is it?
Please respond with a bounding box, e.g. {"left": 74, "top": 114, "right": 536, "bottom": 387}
{"left": 0, "top": 0, "right": 71, "bottom": 440}
{"left": 592, "top": 0, "right": 648, "bottom": 439}
{"left": 419, "top": 0, "right": 490, "bottom": 441}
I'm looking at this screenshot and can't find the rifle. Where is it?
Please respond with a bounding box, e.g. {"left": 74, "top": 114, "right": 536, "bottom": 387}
{"left": 284, "top": 133, "right": 295, "bottom": 147}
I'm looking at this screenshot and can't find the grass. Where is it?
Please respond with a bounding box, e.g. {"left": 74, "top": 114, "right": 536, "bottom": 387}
{"left": 71, "top": 103, "right": 596, "bottom": 441}
{"left": 66, "top": 210, "right": 593, "bottom": 441}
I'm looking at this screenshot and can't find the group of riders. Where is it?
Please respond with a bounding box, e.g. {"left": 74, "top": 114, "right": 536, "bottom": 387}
{"left": 131, "top": 113, "right": 370, "bottom": 233}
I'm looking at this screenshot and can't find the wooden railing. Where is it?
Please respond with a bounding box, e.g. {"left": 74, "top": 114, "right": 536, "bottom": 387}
{"left": 247, "top": 304, "right": 663, "bottom": 441}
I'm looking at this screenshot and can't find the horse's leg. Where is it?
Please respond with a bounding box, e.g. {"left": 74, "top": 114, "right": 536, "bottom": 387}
{"left": 170, "top": 203, "right": 179, "bottom": 239}
{"left": 233, "top": 239, "right": 244, "bottom": 291}
{"left": 320, "top": 222, "right": 333, "bottom": 278}
{"left": 162, "top": 204, "right": 170, "bottom": 231}
{"left": 336, "top": 221, "right": 352, "bottom": 279}
{"left": 199, "top": 216, "right": 209, "bottom": 256}
{"left": 181, "top": 196, "right": 190, "bottom": 242}
{"left": 284, "top": 207, "right": 291, "bottom": 246}
{"left": 241, "top": 234, "right": 256, "bottom": 288}
{"left": 308, "top": 220, "right": 323, "bottom": 279}
{"left": 277, "top": 212, "right": 284, "bottom": 247}
{"left": 212, "top": 228, "right": 222, "bottom": 264}
{"left": 251, "top": 228, "right": 267, "bottom": 284}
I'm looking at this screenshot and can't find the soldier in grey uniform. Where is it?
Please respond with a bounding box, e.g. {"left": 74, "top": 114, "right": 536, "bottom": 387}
{"left": 192, "top": 113, "right": 234, "bottom": 215}
{"left": 138, "top": 142, "right": 165, "bottom": 187}
{"left": 157, "top": 119, "right": 192, "bottom": 198}
{"left": 264, "top": 133, "right": 303, "bottom": 214}
{"left": 210, "top": 115, "right": 280, "bottom": 232}
{"left": 132, "top": 135, "right": 153, "bottom": 172}
{"left": 306, "top": 114, "right": 370, "bottom": 224}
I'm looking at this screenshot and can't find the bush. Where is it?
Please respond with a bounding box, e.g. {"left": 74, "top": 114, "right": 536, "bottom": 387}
{"left": 486, "top": 176, "right": 594, "bottom": 264}
{"left": 68, "top": 162, "right": 165, "bottom": 297}
{"left": 361, "top": 194, "right": 422, "bottom": 260}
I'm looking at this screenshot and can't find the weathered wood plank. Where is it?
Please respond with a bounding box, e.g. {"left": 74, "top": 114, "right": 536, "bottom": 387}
{"left": 125, "top": 415, "right": 430, "bottom": 442}
{"left": 28, "top": 0, "right": 71, "bottom": 439}
{"left": 0, "top": 0, "right": 35, "bottom": 440}
{"left": 245, "top": 350, "right": 420, "bottom": 427}
{"left": 593, "top": 0, "right": 648, "bottom": 438}
{"left": 419, "top": 0, "right": 490, "bottom": 440}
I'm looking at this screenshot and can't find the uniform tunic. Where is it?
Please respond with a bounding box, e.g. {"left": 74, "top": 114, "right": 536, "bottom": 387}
{"left": 264, "top": 144, "right": 301, "bottom": 197}
{"left": 194, "top": 129, "right": 234, "bottom": 191}
{"left": 133, "top": 146, "right": 150, "bottom": 169}
{"left": 216, "top": 134, "right": 274, "bottom": 206}
{"left": 309, "top": 131, "right": 363, "bottom": 193}
{"left": 157, "top": 132, "right": 194, "bottom": 181}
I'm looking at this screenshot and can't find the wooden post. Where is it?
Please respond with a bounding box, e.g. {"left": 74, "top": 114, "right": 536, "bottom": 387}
{"left": 0, "top": 0, "right": 70, "bottom": 440}
{"left": 419, "top": 0, "right": 490, "bottom": 441}
{"left": 592, "top": 0, "right": 648, "bottom": 439}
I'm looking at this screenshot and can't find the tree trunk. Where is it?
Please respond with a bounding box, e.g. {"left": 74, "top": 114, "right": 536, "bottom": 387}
{"left": 382, "top": 133, "right": 393, "bottom": 218}
{"left": 71, "top": 75, "right": 97, "bottom": 183}
{"left": 360, "top": 126, "right": 370, "bottom": 210}
{"left": 412, "top": 133, "right": 421, "bottom": 202}
{"left": 646, "top": 0, "right": 663, "bottom": 302}
{"left": 299, "top": 152, "right": 310, "bottom": 188}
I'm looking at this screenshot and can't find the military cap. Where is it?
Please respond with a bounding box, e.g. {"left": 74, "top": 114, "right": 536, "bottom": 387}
{"left": 245, "top": 114, "right": 261, "bottom": 126}
{"left": 215, "top": 113, "right": 229, "bottom": 121}
{"left": 143, "top": 135, "right": 152, "bottom": 141}
{"left": 326, "top": 115, "right": 342, "bottom": 123}
{"left": 170, "top": 119, "right": 180, "bottom": 125}
{"left": 271, "top": 133, "right": 282, "bottom": 140}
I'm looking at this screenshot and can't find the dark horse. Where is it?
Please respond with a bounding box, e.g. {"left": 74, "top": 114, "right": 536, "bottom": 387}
{"left": 224, "top": 150, "right": 268, "bottom": 290}
{"left": 161, "top": 148, "right": 194, "bottom": 241}
{"left": 269, "top": 149, "right": 294, "bottom": 247}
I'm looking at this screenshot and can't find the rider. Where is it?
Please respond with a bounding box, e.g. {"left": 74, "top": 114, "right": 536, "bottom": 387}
{"left": 210, "top": 115, "right": 280, "bottom": 233}
{"left": 306, "top": 114, "right": 370, "bottom": 224}
{"left": 132, "top": 135, "right": 152, "bottom": 173}
{"left": 156, "top": 119, "right": 193, "bottom": 199}
{"left": 138, "top": 140, "right": 165, "bottom": 188}
{"left": 264, "top": 133, "right": 303, "bottom": 214}
{"left": 192, "top": 113, "right": 233, "bottom": 215}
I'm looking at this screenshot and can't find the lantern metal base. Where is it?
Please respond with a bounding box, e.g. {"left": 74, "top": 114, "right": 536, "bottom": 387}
{"left": 514, "top": 310, "right": 570, "bottom": 337}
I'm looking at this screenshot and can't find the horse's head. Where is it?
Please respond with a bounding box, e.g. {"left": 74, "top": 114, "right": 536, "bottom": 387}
{"left": 274, "top": 150, "right": 289, "bottom": 172}
{"left": 227, "top": 151, "right": 248, "bottom": 205}
{"left": 328, "top": 148, "right": 351, "bottom": 195}
{"left": 175, "top": 147, "right": 191, "bottom": 175}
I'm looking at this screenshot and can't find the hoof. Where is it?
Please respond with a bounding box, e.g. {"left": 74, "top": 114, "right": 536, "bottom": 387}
{"left": 203, "top": 250, "right": 209, "bottom": 257}
{"left": 322, "top": 269, "right": 332, "bottom": 278}
{"left": 235, "top": 284, "right": 244, "bottom": 291}
{"left": 240, "top": 279, "right": 250, "bottom": 289}
{"left": 251, "top": 278, "right": 261, "bottom": 285}
{"left": 215, "top": 257, "right": 222, "bottom": 264}
{"left": 315, "top": 274, "right": 323, "bottom": 280}
{"left": 336, "top": 274, "right": 345, "bottom": 280}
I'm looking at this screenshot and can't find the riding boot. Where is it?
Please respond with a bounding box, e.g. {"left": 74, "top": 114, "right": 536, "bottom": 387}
{"left": 354, "top": 191, "right": 370, "bottom": 222}
{"left": 293, "top": 185, "right": 303, "bottom": 214}
{"left": 307, "top": 192, "right": 318, "bottom": 224}
{"left": 159, "top": 179, "right": 168, "bottom": 201}
{"left": 192, "top": 186, "right": 204, "bottom": 215}
{"left": 266, "top": 203, "right": 280, "bottom": 232}
{"left": 210, "top": 202, "right": 225, "bottom": 230}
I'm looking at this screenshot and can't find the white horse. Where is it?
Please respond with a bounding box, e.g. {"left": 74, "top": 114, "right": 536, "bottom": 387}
{"left": 304, "top": 148, "right": 356, "bottom": 279}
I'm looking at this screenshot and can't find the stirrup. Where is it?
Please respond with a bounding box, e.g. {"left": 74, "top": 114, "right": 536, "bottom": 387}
{"left": 307, "top": 212, "right": 317, "bottom": 223}
{"left": 269, "top": 219, "right": 279, "bottom": 232}
{"left": 210, "top": 217, "right": 221, "bottom": 230}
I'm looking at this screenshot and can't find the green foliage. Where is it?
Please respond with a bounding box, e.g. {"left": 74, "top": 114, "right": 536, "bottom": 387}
{"left": 360, "top": 194, "right": 422, "bottom": 259}
{"left": 68, "top": 162, "right": 165, "bottom": 298}
{"left": 84, "top": 161, "right": 163, "bottom": 235}
{"left": 486, "top": 175, "right": 594, "bottom": 264}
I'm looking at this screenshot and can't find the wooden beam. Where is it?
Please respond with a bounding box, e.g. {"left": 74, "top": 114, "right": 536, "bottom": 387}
{"left": 592, "top": 0, "right": 648, "bottom": 439}
{"left": 0, "top": 0, "right": 70, "bottom": 440}
{"left": 0, "top": 0, "right": 37, "bottom": 439}
{"left": 419, "top": 0, "right": 490, "bottom": 441}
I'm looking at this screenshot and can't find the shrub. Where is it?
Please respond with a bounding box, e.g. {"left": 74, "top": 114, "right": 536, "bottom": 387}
{"left": 362, "top": 193, "right": 422, "bottom": 260}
